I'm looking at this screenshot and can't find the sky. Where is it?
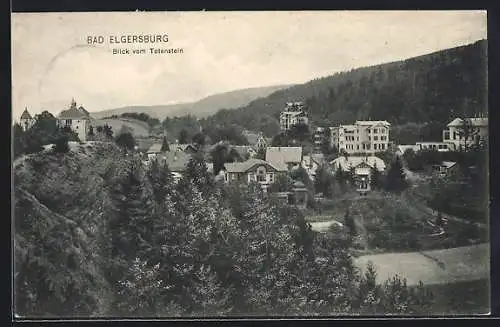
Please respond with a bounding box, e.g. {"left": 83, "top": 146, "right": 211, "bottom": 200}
{"left": 11, "top": 11, "right": 487, "bottom": 119}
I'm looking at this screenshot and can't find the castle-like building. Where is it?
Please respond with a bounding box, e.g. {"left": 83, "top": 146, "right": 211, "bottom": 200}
{"left": 20, "top": 107, "right": 36, "bottom": 131}
{"left": 57, "top": 99, "right": 91, "bottom": 142}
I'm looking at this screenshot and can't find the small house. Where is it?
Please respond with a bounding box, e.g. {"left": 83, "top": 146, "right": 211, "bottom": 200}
{"left": 431, "top": 161, "right": 458, "bottom": 178}
{"left": 330, "top": 155, "right": 386, "bottom": 193}
{"left": 222, "top": 158, "right": 286, "bottom": 193}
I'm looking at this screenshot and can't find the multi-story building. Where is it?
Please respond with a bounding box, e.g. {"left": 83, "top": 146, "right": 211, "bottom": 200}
{"left": 330, "top": 126, "right": 339, "bottom": 150}
{"left": 57, "top": 99, "right": 91, "bottom": 142}
{"left": 312, "top": 127, "right": 327, "bottom": 152}
{"left": 20, "top": 107, "right": 36, "bottom": 131}
{"left": 442, "top": 117, "right": 488, "bottom": 151}
{"left": 279, "top": 101, "right": 308, "bottom": 131}
{"left": 337, "top": 120, "right": 391, "bottom": 154}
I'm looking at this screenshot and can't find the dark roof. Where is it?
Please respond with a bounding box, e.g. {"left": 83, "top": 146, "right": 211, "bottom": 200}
{"left": 224, "top": 158, "right": 282, "bottom": 173}
{"left": 20, "top": 108, "right": 32, "bottom": 120}
{"left": 58, "top": 100, "right": 90, "bottom": 119}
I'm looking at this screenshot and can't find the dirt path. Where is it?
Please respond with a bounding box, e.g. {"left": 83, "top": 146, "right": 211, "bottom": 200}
{"left": 354, "top": 243, "right": 490, "bottom": 287}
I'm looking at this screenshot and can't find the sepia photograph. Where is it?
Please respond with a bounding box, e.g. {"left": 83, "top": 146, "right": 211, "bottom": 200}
{"left": 11, "top": 10, "right": 489, "bottom": 318}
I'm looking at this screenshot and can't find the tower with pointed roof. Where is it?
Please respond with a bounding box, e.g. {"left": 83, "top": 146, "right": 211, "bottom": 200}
{"left": 20, "top": 107, "right": 35, "bottom": 131}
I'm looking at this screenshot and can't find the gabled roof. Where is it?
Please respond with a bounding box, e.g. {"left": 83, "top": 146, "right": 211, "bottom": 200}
{"left": 266, "top": 146, "right": 303, "bottom": 168}
{"left": 303, "top": 153, "right": 325, "bottom": 166}
{"left": 173, "top": 143, "right": 198, "bottom": 152}
{"left": 147, "top": 143, "right": 163, "bottom": 154}
{"left": 330, "top": 156, "right": 386, "bottom": 172}
{"left": 441, "top": 161, "right": 457, "bottom": 169}
{"left": 58, "top": 101, "right": 90, "bottom": 119}
{"left": 20, "top": 108, "right": 32, "bottom": 120}
{"left": 223, "top": 158, "right": 283, "bottom": 173}
{"left": 447, "top": 117, "right": 488, "bottom": 127}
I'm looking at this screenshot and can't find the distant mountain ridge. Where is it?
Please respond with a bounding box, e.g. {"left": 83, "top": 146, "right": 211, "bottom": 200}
{"left": 201, "top": 40, "right": 487, "bottom": 137}
{"left": 90, "top": 84, "right": 295, "bottom": 120}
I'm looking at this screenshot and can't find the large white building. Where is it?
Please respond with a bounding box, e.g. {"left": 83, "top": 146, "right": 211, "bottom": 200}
{"left": 279, "top": 102, "right": 308, "bottom": 131}
{"left": 336, "top": 120, "right": 391, "bottom": 154}
{"left": 57, "top": 99, "right": 91, "bottom": 142}
{"left": 442, "top": 117, "right": 488, "bottom": 151}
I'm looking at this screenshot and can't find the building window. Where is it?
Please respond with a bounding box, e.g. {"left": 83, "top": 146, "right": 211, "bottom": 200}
{"left": 374, "top": 129, "right": 378, "bottom": 134}
{"left": 357, "top": 136, "right": 359, "bottom": 141}
{"left": 367, "top": 144, "right": 371, "bottom": 150}
{"left": 374, "top": 136, "right": 378, "bottom": 141}
{"left": 368, "top": 136, "right": 371, "bottom": 141}
{"left": 269, "top": 173, "right": 274, "bottom": 183}
{"left": 381, "top": 144, "right": 385, "bottom": 150}
{"left": 367, "top": 129, "right": 371, "bottom": 133}
{"left": 65, "top": 119, "right": 72, "bottom": 127}
{"left": 257, "top": 167, "right": 266, "bottom": 182}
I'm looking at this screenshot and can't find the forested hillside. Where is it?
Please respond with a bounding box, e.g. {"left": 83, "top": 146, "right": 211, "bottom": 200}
{"left": 201, "top": 40, "right": 487, "bottom": 137}
{"left": 14, "top": 143, "right": 436, "bottom": 317}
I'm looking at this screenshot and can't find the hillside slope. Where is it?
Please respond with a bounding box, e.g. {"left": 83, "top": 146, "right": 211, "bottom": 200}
{"left": 90, "top": 84, "right": 294, "bottom": 120}
{"left": 202, "top": 40, "right": 487, "bottom": 136}
{"left": 92, "top": 117, "right": 150, "bottom": 137}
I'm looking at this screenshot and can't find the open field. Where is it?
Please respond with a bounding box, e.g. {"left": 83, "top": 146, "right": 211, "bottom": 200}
{"left": 92, "top": 118, "right": 150, "bottom": 137}
{"left": 354, "top": 243, "right": 489, "bottom": 287}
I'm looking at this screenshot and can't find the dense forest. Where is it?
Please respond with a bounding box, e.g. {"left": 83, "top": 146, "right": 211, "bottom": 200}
{"left": 200, "top": 40, "right": 487, "bottom": 137}
{"left": 14, "top": 142, "right": 436, "bottom": 317}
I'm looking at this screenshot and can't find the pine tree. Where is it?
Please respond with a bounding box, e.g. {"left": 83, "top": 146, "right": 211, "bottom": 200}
{"left": 105, "top": 160, "right": 154, "bottom": 312}
{"left": 370, "top": 164, "right": 382, "bottom": 190}
{"left": 177, "top": 154, "right": 215, "bottom": 199}
{"left": 314, "top": 164, "right": 333, "bottom": 196}
{"left": 357, "top": 261, "right": 382, "bottom": 314}
{"left": 385, "top": 157, "right": 408, "bottom": 193}
{"left": 161, "top": 136, "right": 170, "bottom": 152}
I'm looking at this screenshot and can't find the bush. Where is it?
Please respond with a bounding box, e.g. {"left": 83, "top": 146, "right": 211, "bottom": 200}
{"left": 53, "top": 136, "right": 69, "bottom": 154}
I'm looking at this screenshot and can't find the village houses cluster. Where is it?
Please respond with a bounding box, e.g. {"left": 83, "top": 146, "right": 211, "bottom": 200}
{"left": 19, "top": 99, "right": 489, "bottom": 204}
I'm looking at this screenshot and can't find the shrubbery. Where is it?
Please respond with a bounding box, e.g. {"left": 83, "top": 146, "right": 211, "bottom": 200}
{"left": 15, "top": 148, "right": 435, "bottom": 317}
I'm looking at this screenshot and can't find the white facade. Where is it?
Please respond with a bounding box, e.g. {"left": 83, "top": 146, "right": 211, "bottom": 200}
{"left": 279, "top": 102, "right": 308, "bottom": 131}
{"left": 415, "top": 142, "right": 451, "bottom": 152}
{"left": 59, "top": 118, "right": 90, "bottom": 142}
{"left": 57, "top": 99, "right": 91, "bottom": 142}
{"left": 442, "top": 117, "right": 488, "bottom": 151}
{"left": 20, "top": 108, "right": 36, "bottom": 131}
{"left": 337, "top": 120, "right": 390, "bottom": 154}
